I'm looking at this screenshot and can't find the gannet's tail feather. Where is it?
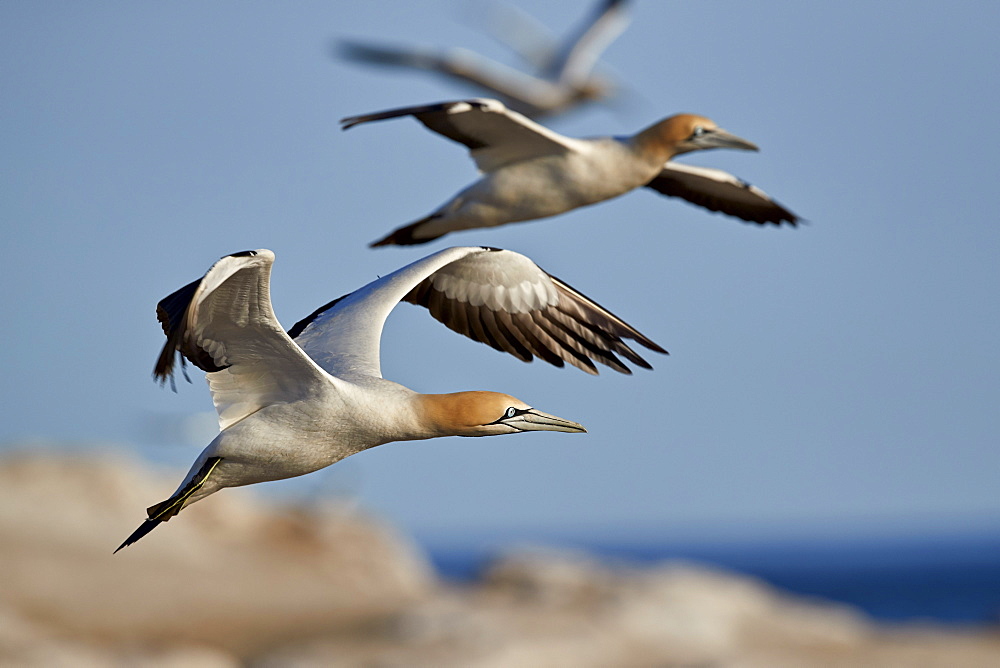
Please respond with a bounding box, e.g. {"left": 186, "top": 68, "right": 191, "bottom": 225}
{"left": 114, "top": 457, "right": 224, "bottom": 553}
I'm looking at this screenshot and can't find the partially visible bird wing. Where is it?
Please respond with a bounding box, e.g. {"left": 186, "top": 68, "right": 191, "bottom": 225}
{"left": 645, "top": 162, "right": 799, "bottom": 226}
{"left": 341, "top": 98, "right": 580, "bottom": 171}
{"left": 337, "top": 41, "right": 568, "bottom": 118}
{"left": 154, "top": 250, "right": 333, "bottom": 430}
{"left": 550, "top": 0, "right": 630, "bottom": 85}
{"left": 477, "top": 2, "right": 559, "bottom": 69}
{"left": 289, "top": 247, "right": 667, "bottom": 379}
{"left": 289, "top": 247, "right": 486, "bottom": 381}
{"left": 404, "top": 248, "right": 666, "bottom": 375}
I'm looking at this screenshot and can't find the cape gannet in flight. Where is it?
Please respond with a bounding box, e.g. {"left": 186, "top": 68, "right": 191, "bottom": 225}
{"left": 116, "top": 247, "right": 665, "bottom": 552}
{"left": 338, "top": 0, "right": 630, "bottom": 118}
{"left": 341, "top": 98, "right": 799, "bottom": 247}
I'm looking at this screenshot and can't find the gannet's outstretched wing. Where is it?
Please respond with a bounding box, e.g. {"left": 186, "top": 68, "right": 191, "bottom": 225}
{"left": 289, "top": 247, "right": 667, "bottom": 380}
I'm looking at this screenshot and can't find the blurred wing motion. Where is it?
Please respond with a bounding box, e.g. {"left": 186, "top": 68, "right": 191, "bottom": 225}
{"left": 337, "top": 41, "right": 578, "bottom": 118}
{"left": 646, "top": 163, "right": 799, "bottom": 226}
{"left": 548, "top": 0, "right": 630, "bottom": 86}
{"left": 337, "top": 0, "right": 630, "bottom": 117}
{"left": 341, "top": 98, "right": 578, "bottom": 172}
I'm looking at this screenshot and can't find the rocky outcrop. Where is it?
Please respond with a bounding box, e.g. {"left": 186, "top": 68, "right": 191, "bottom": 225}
{"left": 2, "top": 452, "right": 998, "bottom": 666}
{"left": 260, "top": 549, "right": 1000, "bottom": 667}
{"left": 0, "top": 452, "right": 432, "bottom": 660}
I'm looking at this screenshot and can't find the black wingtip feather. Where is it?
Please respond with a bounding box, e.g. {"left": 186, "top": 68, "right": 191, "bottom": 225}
{"left": 153, "top": 275, "right": 229, "bottom": 385}
{"left": 288, "top": 293, "right": 350, "bottom": 339}
{"left": 114, "top": 518, "right": 163, "bottom": 554}
{"left": 370, "top": 214, "right": 444, "bottom": 247}
{"left": 341, "top": 100, "right": 480, "bottom": 131}
{"left": 549, "top": 274, "right": 669, "bottom": 357}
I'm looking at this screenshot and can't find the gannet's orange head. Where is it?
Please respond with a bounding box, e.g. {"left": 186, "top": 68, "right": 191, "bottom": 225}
{"left": 635, "top": 113, "right": 760, "bottom": 159}
{"left": 418, "top": 391, "right": 586, "bottom": 437}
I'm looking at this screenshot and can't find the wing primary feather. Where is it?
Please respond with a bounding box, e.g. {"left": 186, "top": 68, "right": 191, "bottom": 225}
{"left": 444, "top": 291, "right": 472, "bottom": 340}
{"left": 549, "top": 300, "right": 653, "bottom": 369}
{"left": 426, "top": 285, "right": 449, "bottom": 323}
{"left": 340, "top": 101, "right": 464, "bottom": 129}
{"left": 543, "top": 309, "right": 632, "bottom": 373}
{"left": 341, "top": 99, "right": 495, "bottom": 151}
{"left": 404, "top": 282, "right": 492, "bottom": 354}
{"left": 398, "top": 250, "right": 662, "bottom": 373}
{"left": 477, "top": 305, "right": 528, "bottom": 360}
{"left": 511, "top": 312, "right": 567, "bottom": 368}
{"left": 153, "top": 278, "right": 199, "bottom": 384}
{"left": 490, "top": 310, "right": 534, "bottom": 361}
{"left": 433, "top": 290, "right": 454, "bottom": 326}
{"left": 463, "top": 300, "right": 504, "bottom": 352}
{"left": 287, "top": 293, "right": 350, "bottom": 339}
{"left": 544, "top": 308, "right": 634, "bottom": 373}
{"left": 370, "top": 213, "right": 445, "bottom": 247}
{"left": 153, "top": 277, "right": 229, "bottom": 386}
{"left": 549, "top": 274, "right": 667, "bottom": 354}
{"left": 644, "top": 169, "right": 798, "bottom": 226}
{"left": 529, "top": 311, "right": 600, "bottom": 374}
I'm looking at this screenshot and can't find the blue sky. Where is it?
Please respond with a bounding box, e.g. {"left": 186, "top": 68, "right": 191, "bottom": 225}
{"left": 3, "top": 1, "right": 999, "bottom": 544}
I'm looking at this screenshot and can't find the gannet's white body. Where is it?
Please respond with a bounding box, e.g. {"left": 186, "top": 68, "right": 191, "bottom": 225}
{"left": 117, "top": 246, "right": 665, "bottom": 551}
{"left": 341, "top": 98, "right": 798, "bottom": 246}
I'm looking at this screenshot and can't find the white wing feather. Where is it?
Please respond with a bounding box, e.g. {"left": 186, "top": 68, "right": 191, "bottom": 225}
{"left": 154, "top": 250, "right": 335, "bottom": 429}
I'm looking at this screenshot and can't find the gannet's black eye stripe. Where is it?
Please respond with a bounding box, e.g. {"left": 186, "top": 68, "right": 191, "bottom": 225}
{"left": 488, "top": 407, "right": 532, "bottom": 425}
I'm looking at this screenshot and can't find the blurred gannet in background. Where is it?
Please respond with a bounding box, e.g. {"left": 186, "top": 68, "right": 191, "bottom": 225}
{"left": 341, "top": 98, "right": 799, "bottom": 247}
{"left": 116, "top": 247, "right": 666, "bottom": 552}
{"left": 338, "top": 0, "right": 630, "bottom": 118}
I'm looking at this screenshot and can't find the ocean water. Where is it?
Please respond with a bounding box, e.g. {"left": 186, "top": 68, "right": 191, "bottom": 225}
{"left": 424, "top": 531, "right": 1000, "bottom": 625}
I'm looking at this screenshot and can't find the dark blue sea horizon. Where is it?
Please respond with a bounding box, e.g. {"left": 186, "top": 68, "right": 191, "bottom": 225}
{"left": 422, "top": 530, "right": 1000, "bottom": 625}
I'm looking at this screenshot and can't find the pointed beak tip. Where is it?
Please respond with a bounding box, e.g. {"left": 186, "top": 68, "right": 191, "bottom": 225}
{"left": 522, "top": 410, "right": 587, "bottom": 434}
{"left": 713, "top": 129, "right": 759, "bottom": 152}
{"left": 730, "top": 136, "right": 759, "bottom": 152}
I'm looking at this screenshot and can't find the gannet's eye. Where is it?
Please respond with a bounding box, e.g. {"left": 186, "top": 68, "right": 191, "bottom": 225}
{"left": 488, "top": 406, "right": 531, "bottom": 425}
{"left": 692, "top": 126, "right": 706, "bottom": 138}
